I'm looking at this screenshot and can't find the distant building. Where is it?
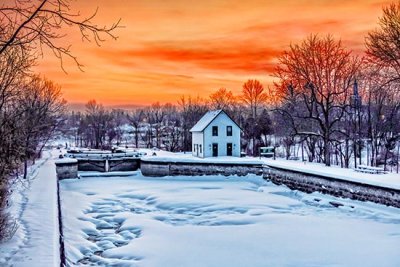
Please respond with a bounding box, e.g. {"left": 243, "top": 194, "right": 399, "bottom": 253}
{"left": 351, "top": 79, "right": 362, "bottom": 109}
{"left": 190, "top": 110, "right": 241, "bottom": 158}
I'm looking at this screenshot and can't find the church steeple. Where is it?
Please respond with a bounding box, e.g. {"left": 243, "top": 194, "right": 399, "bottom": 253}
{"left": 353, "top": 79, "right": 359, "bottom": 96}
{"left": 351, "top": 78, "right": 361, "bottom": 108}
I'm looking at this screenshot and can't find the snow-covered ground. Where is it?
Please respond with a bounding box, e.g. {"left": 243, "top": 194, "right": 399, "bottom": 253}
{"left": 61, "top": 173, "right": 400, "bottom": 267}
{"left": 263, "top": 158, "right": 400, "bottom": 190}
{"left": 0, "top": 150, "right": 60, "bottom": 267}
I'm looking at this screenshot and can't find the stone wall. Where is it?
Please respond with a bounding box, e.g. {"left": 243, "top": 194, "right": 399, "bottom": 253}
{"left": 77, "top": 159, "right": 106, "bottom": 172}
{"left": 264, "top": 167, "right": 400, "bottom": 208}
{"left": 141, "top": 160, "right": 263, "bottom": 177}
{"left": 109, "top": 158, "right": 140, "bottom": 172}
{"left": 55, "top": 161, "right": 78, "bottom": 180}
{"left": 57, "top": 158, "right": 140, "bottom": 176}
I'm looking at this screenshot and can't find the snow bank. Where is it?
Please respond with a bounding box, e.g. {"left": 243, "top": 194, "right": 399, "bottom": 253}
{"left": 79, "top": 171, "right": 139, "bottom": 178}
{"left": 263, "top": 158, "right": 400, "bottom": 190}
{"left": 55, "top": 158, "right": 78, "bottom": 164}
{"left": 0, "top": 151, "right": 60, "bottom": 266}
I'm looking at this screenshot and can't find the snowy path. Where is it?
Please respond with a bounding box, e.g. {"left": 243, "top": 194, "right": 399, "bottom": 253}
{"left": 0, "top": 151, "right": 60, "bottom": 267}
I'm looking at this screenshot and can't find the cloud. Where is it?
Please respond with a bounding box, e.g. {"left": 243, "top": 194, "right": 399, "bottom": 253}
{"left": 93, "top": 39, "right": 281, "bottom": 76}
{"left": 34, "top": 0, "right": 389, "bottom": 106}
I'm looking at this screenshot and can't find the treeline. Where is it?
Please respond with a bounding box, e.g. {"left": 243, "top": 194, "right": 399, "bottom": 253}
{"left": 0, "top": 45, "right": 66, "bottom": 241}
{"left": 62, "top": 82, "right": 275, "bottom": 155}
{"left": 272, "top": 2, "right": 400, "bottom": 170}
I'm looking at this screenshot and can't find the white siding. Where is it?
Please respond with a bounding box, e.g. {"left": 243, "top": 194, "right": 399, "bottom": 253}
{"left": 203, "top": 112, "right": 240, "bottom": 157}
{"left": 192, "top": 132, "right": 204, "bottom": 158}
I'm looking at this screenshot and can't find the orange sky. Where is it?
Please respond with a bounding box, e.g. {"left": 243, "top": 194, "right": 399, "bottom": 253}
{"left": 34, "top": 0, "right": 391, "bottom": 108}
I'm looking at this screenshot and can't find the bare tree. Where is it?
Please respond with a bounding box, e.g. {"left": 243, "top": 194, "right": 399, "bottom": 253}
{"left": 0, "top": 0, "right": 120, "bottom": 69}
{"left": 274, "top": 34, "right": 360, "bottom": 166}
{"left": 127, "top": 109, "right": 144, "bottom": 148}
{"left": 366, "top": 1, "right": 400, "bottom": 82}
{"left": 209, "top": 87, "right": 236, "bottom": 111}
{"left": 178, "top": 96, "right": 208, "bottom": 152}
{"left": 0, "top": 46, "right": 33, "bottom": 240}
{"left": 241, "top": 79, "right": 267, "bottom": 118}
{"left": 0, "top": 64, "right": 65, "bottom": 239}
{"left": 149, "top": 103, "right": 166, "bottom": 148}
{"left": 361, "top": 63, "right": 400, "bottom": 169}
{"left": 19, "top": 76, "right": 66, "bottom": 179}
{"left": 365, "top": 1, "right": 400, "bottom": 170}
{"left": 162, "top": 104, "right": 182, "bottom": 152}
{"left": 110, "top": 109, "right": 126, "bottom": 146}
{"left": 0, "top": 0, "right": 119, "bottom": 240}
{"left": 83, "top": 100, "right": 113, "bottom": 149}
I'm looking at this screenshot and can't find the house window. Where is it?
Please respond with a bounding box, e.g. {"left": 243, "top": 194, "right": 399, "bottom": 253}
{"left": 212, "top": 126, "right": 218, "bottom": 136}
{"left": 199, "top": 144, "right": 202, "bottom": 153}
{"left": 227, "top": 126, "right": 232, "bottom": 136}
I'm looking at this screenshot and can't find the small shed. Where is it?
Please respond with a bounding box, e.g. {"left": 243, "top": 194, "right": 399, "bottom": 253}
{"left": 190, "top": 110, "right": 241, "bottom": 158}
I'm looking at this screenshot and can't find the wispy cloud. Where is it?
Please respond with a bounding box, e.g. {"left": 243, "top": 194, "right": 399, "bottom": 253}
{"left": 93, "top": 40, "right": 280, "bottom": 75}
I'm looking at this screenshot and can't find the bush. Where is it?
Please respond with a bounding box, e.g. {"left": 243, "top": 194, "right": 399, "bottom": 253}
{"left": 0, "top": 187, "right": 18, "bottom": 242}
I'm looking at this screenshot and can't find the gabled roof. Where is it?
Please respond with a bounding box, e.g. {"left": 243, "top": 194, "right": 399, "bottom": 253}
{"left": 190, "top": 110, "right": 223, "bottom": 132}
{"left": 190, "top": 109, "right": 241, "bottom": 132}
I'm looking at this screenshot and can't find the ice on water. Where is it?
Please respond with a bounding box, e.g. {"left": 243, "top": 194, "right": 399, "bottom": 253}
{"left": 60, "top": 173, "right": 400, "bottom": 267}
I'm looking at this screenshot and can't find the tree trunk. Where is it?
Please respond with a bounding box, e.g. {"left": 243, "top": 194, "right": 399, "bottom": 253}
{"left": 23, "top": 159, "right": 28, "bottom": 179}
{"left": 135, "top": 128, "right": 139, "bottom": 148}
{"left": 324, "top": 135, "right": 331, "bottom": 166}
{"left": 384, "top": 148, "right": 388, "bottom": 171}
{"left": 345, "top": 139, "right": 350, "bottom": 168}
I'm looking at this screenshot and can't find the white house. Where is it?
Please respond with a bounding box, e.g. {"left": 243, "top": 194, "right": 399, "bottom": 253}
{"left": 190, "top": 110, "right": 241, "bottom": 158}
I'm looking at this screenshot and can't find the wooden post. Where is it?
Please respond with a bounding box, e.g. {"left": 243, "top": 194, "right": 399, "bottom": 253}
{"left": 397, "top": 141, "right": 399, "bottom": 174}
{"left": 57, "top": 177, "right": 66, "bottom": 267}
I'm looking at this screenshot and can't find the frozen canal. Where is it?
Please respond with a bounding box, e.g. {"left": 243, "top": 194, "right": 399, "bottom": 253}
{"left": 60, "top": 173, "right": 400, "bottom": 267}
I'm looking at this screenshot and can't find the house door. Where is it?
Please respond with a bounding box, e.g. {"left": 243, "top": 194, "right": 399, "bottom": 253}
{"left": 212, "top": 143, "right": 218, "bottom": 157}
{"left": 227, "top": 143, "right": 232, "bottom": 156}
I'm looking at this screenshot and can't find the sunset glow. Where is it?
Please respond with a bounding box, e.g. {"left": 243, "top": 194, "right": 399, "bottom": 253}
{"left": 35, "top": 0, "right": 391, "bottom": 107}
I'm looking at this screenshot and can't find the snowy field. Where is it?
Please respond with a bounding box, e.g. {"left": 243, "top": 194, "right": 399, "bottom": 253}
{"left": 61, "top": 173, "right": 400, "bottom": 267}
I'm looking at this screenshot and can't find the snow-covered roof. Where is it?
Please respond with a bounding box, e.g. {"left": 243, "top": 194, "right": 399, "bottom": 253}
{"left": 190, "top": 110, "right": 224, "bottom": 132}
